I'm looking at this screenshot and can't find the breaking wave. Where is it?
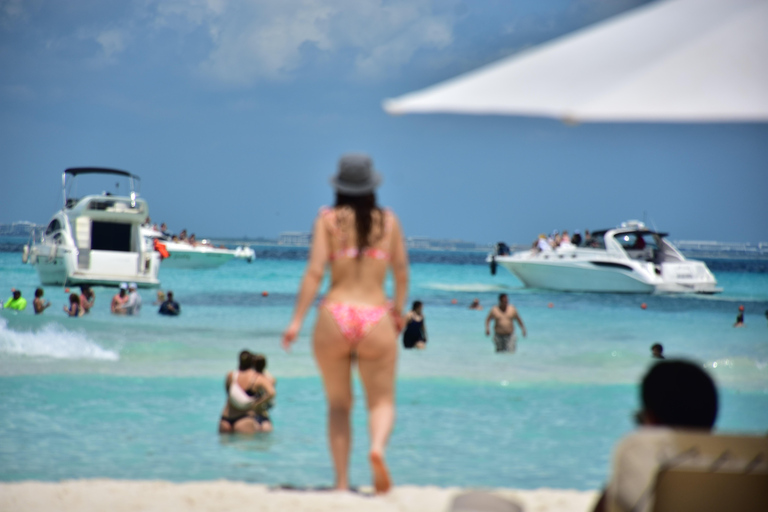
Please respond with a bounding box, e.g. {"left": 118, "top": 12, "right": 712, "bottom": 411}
{"left": 0, "top": 318, "right": 119, "bottom": 361}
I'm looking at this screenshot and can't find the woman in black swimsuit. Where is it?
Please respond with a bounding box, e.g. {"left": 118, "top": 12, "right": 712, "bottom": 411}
{"left": 402, "top": 301, "right": 427, "bottom": 349}
{"left": 219, "top": 351, "right": 275, "bottom": 434}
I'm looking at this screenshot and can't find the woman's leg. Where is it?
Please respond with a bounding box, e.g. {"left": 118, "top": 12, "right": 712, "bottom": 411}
{"left": 218, "top": 419, "right": 233, "bottom": 433}
{"left": 313, "top": 308, "right": 354, "bottom": 490}
{"left": 355, "top": 314, "right": 398, "bottom": 493}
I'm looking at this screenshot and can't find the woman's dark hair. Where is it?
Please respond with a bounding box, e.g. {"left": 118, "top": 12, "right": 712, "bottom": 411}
{"left": 238, "top": 350, "right": 253, "bottom": 371}
{"left": 69, "top": 293, "right": 80, "bottom": 305}
{"left": 411, "top": 300, "right": 422, "bottom": 311}
{"left": 641, "top": 360, "right": 718, "bottom": 429}
{"left": 335, "top": 192, "right": 383, "bottom": 258}
{"left": 252, "top": 353, "right": 267, "bottom": 373}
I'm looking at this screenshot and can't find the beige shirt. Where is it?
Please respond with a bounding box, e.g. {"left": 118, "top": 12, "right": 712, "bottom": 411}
{"left": 606, "top": 428, "right": 768, "bottom": 512}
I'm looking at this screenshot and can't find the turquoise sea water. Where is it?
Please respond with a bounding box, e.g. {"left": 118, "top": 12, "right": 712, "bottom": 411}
{"left": 1, "top": 248, "right": 767, "bottom": 490}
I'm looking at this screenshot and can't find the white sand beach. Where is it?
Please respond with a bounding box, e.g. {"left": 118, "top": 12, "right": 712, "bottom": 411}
{"left": 0, "top": 480, "right": 598, "bottom": 512}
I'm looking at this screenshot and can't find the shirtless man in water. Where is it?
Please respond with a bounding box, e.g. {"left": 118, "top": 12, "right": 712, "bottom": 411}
{"left": 485, "top": 293, "right": 526, "bottom": 353}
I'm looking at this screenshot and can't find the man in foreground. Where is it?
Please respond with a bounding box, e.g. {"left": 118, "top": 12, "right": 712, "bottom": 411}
{"left": 485, "top": 293, "right": 526, "bottom": 353}
{"left": 592, "top": 360, "right": 718, "bottom": 512}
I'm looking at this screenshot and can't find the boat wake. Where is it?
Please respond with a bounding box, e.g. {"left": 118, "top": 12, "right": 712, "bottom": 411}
{"left": 0, "top": 318, "right": 119, "bottom": 361}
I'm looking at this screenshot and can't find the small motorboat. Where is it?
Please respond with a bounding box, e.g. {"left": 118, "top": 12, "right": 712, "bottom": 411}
{"left": 234, "top": 245, "right": 256, "bottom": 263}
{"left": 142, "top": 229, "right": 237, "bottom": 269}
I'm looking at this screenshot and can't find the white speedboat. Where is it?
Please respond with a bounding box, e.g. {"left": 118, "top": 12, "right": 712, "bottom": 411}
{"left": 233, "top": 245, "right": 256, "bottom": 263}
{"left": 23, "top": 168, "right": 161, "bottom": 288}
{"left": 142, "top": 228, "right": 236, "bottom": 269}
{"left": 490, "top": 221, "right": 721, "bottom": 294}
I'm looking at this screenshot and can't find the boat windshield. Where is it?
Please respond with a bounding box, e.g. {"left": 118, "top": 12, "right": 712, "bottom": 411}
{"left": 613, "top": 232, "right": 659, "bottom": 251}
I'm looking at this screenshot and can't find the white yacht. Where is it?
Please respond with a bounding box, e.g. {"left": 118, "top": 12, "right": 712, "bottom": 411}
{"left": 23, "top": 168, "right": 161, "bottom": 288}
{"left": 142, "top": 228, "right": 237, "bottom": 269}
{"left": 490, "top": 221, "right": 721, "bottom": 294}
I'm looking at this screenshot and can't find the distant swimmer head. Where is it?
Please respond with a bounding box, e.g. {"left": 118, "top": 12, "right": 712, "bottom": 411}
{"left": 651, "top": 343, "right": 664, "bottom": 359}
{"left": 330, "top": 153, "right": 382, "bottom": 196}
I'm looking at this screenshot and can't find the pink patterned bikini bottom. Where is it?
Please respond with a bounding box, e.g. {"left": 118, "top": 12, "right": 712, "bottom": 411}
{"left": 323, "top": 301, "right": 391, "bottom": 345}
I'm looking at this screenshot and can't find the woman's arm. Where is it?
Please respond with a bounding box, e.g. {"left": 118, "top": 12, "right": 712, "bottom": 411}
{"left": 250, "top": 375, "right": 276, "bottom": 409}
{"left": 282, "top": 215, "right": 329, "bottom": 350}
{"left": 389, "top": 214, "right": 409, "bottom": 332}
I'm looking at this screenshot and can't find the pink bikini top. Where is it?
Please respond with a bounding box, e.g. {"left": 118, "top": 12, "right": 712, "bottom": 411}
{"left": 321, "top": 207, "right": 393, "bottom": 261}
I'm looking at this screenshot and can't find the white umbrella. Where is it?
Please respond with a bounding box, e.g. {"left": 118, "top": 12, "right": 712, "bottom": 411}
{"left": 383, "top": 0, "right": 768, "bottom": 123}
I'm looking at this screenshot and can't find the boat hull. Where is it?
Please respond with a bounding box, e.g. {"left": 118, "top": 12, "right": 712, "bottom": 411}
{"left": 499, "top": 259, "right": 656, "bottom": 293}
{"left": 159, "top": 244, "right": 236, "bottom": 269}
{"left": 30, "top": 244, "right": 160, "bottom": 288}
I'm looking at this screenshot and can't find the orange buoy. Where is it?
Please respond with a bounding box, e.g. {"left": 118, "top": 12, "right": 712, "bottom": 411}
{"left": 451, "top": 299, "right": 458, "bottom": 304}
{"left": 64, "top": 288, "right": 70, "bottom": 293}
{"left": 547, "top": 302, "right": 554, "bottom": 308}
{"left": 641, "top": 303, "right": 647, "bottom": 310}
{"left": 10, "top": 288, "right": 15, "bottom": 292}
{"left": 738, "top": 305, "right": 745, "bottom": 311}
{"left": 262, "top": 291, "right": 269, "bottom": 297}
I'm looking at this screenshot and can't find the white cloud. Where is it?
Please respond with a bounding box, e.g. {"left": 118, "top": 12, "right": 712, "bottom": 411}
{"left": 159, "top": 0, "right": 456, "bottom": 84}
{"left": 96, "top": 29, "right": 127, "bottom": 59}
{"left": 1, "top": 0, "right": 27, "bottom": 29}
{"left": 15, "top": 0, "right": 455, "bottom": 83}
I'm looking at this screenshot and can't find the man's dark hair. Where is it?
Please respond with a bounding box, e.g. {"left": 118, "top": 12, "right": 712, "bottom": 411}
{"left": 252, "top": 353, "right": 267, "bottom": 373}
{"left": 238, "top": 350, "right": 253, "bottom": 371}
{"left": 498, "top": 293, "right": 507, "bottom": 301}
{"left": 642, "top": 360, "right": 718, "bottom": 429}
{"left": 35, "top": 288, "right": 44, "bottom": 298}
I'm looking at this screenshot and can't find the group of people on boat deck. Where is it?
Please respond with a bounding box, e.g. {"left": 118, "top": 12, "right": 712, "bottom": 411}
{"left": 143, "top": 218, "right": 223, "bottom": 248}
{"left": 533, "top": 228, "right": 596, "bottom": 252}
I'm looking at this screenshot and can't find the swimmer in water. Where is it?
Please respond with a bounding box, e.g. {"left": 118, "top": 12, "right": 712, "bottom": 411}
{"left": 733, "top": 305, "right": 745, "bottom": 328}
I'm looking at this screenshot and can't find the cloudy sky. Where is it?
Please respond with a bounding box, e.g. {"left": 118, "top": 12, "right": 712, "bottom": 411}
{"left": 2, "top": 0, "right": 766, "bottom": 244}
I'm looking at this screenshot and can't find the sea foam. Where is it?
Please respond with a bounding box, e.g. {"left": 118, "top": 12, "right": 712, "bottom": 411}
{"left": 0, "top": 318, "right": 119, "bottom": 361}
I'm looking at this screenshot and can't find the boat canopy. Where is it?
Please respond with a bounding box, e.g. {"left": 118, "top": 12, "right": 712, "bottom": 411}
{"left": 64, "top": 167, "right": 139, "bottom": 180}
{"left": 62, "top": 167, "right": 141, "bottom": 209}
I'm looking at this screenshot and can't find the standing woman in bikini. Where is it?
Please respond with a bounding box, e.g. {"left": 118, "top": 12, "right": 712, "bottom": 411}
{"left": 282, "top": 154, "right": 408, "bottom": 493}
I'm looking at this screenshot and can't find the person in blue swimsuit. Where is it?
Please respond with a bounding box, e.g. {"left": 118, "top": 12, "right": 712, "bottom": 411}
{"left": 402, "top": 301, "right": 427, "bottom": 349}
